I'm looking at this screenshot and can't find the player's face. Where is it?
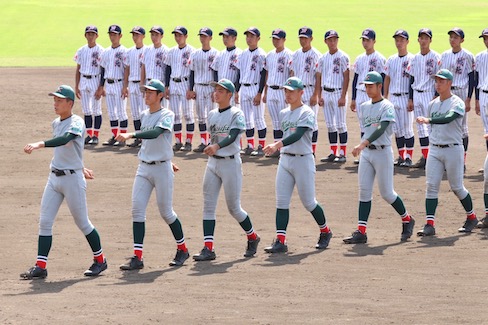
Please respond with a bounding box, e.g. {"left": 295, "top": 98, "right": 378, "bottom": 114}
{"left": 365, "top": 83, "right": 382, "bottom": 99}
{"left": 150, "top": 32, "right": 163, "bottom": 45}
{"left": 325, "top": 37, "right": 339, "bottom": 52}
{"left": 299, "top": 36, "right": 312, "bottom": 50}
{"left": 174, "top": 33, "right": 187, "bottom": 47}
{"left": 418, "top": 34, "right": 432, "bottom": 50}
{"left": 362, "top": 38, "right": 375, "bottom": 51}
{"left": 394, "top": 36, "right": 408, "bottom": 52}
{"left": 199, "top": 35, "right": 212, "bottom": 46}
{"left": 483, "top": 36, "right": 488, "bottom": 49}
{"left": 53, "top": 97, "right": 73, "bottom": 117}
{"left": 449, "top": 33, "right": 463, "bottom": 49}
{"left": 434, "top": 77, "right": 451, "bottom": 94}
{"left": 272, "top": 37, "right": 285, "bottom": 50}
{"left": 132, "top": 33, "right": 145, "bottom": 45}
{"left": 222, "top": 35, "right": 236, "bottom": 48}
{"left": 144, "top": 89, "right": 163, "bottom": 106}
{"left": 246, "top": 33, "right": 260, "bottom": 49}
{"left": 85, "top": 32, "right": 98, "bottom": 45}
{"left": 213, "top": 86, "right": 232, "bottom": 106}
{"left": 284, "top": 88, "right": 303, "bottom": 106}
{"left": 109, "top": 32, "right": 122, "bottom": 46}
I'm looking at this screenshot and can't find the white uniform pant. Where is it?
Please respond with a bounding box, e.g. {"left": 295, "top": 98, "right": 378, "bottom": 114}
{"left": 169, "top": 79, "right": 194, "bottom": 125}
{"left": 267, "top": 87, "right": 286, "bottom": 130}
{"left": 194, "top": 84, "right": 214, "bottom": 124}
{"left": 322, "top": 89, "right": 347, "bottom": 133}
{"left": 390, "top": 94, "right": 414, "bottom": 138}
{"left": 79, "top": 75, "right": 102, "bottom": 116}
{"left": 128, "top": 82, "right": 144, "bottom": 120}
{"left": 302, "top": 85, "right": 318, "bottom": 131}
{"left": 355, "top": 90, "right": 369, "bottom": 132}
{"left": 105, "top": 81, "right": 128, "bottom": 121}
{"left": 480, "top": 91, "right": 488, "bottom": 134}
{"left": 452, "top": 88, "right": 468, "bottom": 138}
{"left": 484, "top": 153, "right": 488, "bottom": 193}
{"left": 276, "top": 154, "right": 318, "bottom": 211}
{"left": 240, "top": 84, "right": 266, "bottom": 130}
{"left": 39, "top": 170, "right": 94, "bottom": 236}
{"left": 413, "top": 90, "right": 434, "bottom": 138}
{"left": 132, "top": 161, "right": 177, "bottom": 224}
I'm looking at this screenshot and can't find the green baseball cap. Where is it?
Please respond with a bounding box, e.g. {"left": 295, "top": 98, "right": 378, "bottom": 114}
{"left": 210, "top": 78, "right": 235, "bottom": 93}
{"left": 49, "top": 85, "right": 75, "bottom": 101}
{"left": 361, "top": 71, "right": 383, "bottom": 84}
{"left": 144, "top": 79, "right": 166, "bottom": 92}
{"left": 282, "top": 77, "right": 304, "bottom": 90}
{"left": 432, "top": 69, "right": 453, "bottom": 81}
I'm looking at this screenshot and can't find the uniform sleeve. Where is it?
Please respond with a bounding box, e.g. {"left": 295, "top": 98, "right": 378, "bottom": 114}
{"left": 230, "top": 110, "right": 246, "bottom": 131}
{"left": 406, "top": 56, "right": 415, "bottom": 78}
{"left": 384, "top": 58, "right": 391, "bottom": 76}
{"left": 68, "top": 118, "right": 84, "bottom": 137}
{"left": 123, "top": 49, "right": 130, "bottom": 67}
{"left": 74, "top": 47, "right": 81, "bottom": 64}
{"left": 189, "top": 52, "right": 195, "bottom": 70}
{"left": 156, "top": 111, "right": 175, "bottom": 131}
{"left": 468, "top": 52, "right": 475, "bottom": 73}
{"left": 380, "top": 102, "right": 396, "bottom": 123}
{"left": 316, "top": 56, "right": 324, "bottom": 74}
{"left": 378, "top": 54, "right": 387, "bottom": 74}
{"left": 163, "top": 49, "right": 171, "bottom": 66}
{"left": 296, "top": 109, "right": 315, "bottom": 130}
{"left": 341, "top": 54, "right": 350, "bottom": 73}
{"left": 451, "top": 97, "right": 465, "bottom": 116}
{"left": 100, "top": 50, "right": 107, "bottom": 68}
{"left": 210, "top": 53, "right": 219, "bottom": 71}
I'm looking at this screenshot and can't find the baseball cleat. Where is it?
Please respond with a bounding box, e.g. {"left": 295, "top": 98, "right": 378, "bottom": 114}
{"left": 394, "top": 156, "right": 404, "bottom": 166}
{"left": 88, "top": 136, "right": 99, "bottom": 145}
{"left": 250, "top": 145, "right": 265, "bottom": 157}
{"left": 458, "top": 217, "right": 479, "bottom": 233}
{"left": 264, "top": 239, "right": 288, "bottom": 253}
{"left": 193, "top": 143, "right": 207, "bottom": 153}
{"left": 400, "top": 157, "right": 413, "bottom": 167}
{"left": 240, "top": 146, "right": 254, "bottom": 156}
{"left": 102, "top": 136, "right": 117, "bottom": 146}
{"left": 84, "top": 258, "right": 107, "bottom": 276}
{"left": 354, "top": 158, "right": 360, "bottom": 165}
{"left": 417, "top": 224, "right": 436, "bottom": 236}
{"left": 343, "top": 230, "right": 367, "bottom": 244}
{"left": 412, "top": 156, "right": 426, "bottom": 169}
{"left": 84, "top": 136, "right": 92, "bottom": 144}
{"left": 120, "top": 256, "right": 144, "bottom": 270}
{"left": 127, "top": 138, "right": 142, "bottom": 148}
{"left": 193, "top": 247, "right": 216, "bottom": 261}
{"left": 169, "top": 249, "right": 190, "bottom": 266}
{"left": 479, "top": 168, "right": 484, "bottom": 174}
{"left": 320, "top": 153, "right": 337, "bottom": 163}
{"left": 244, "top": 235, "right": 261, "bottom": 257}
{"left": 334, "top": 155, "right": 346, "bottom": 163}
{"left": 265, "top": 150, "right": 281, "bottom": 158}
{"left": 20, "top": 265, "right": 47, "bottom": 280}
{"left": 315, "top": 231, "right": 333, "bottom": 249}
{"left": 180, "top": 142, "right": 192, "bottom": 152}
{"left": 113, "top": 140, "right": 126, "bottom": 147}
{"left": 173, "top": 142, "right": 183, "bottom": 151}
{"left": 477, "top": 216, "right": 488, "bottom": 228}
{"left": 401, "top": 217, "right": 415, "bottom": 241}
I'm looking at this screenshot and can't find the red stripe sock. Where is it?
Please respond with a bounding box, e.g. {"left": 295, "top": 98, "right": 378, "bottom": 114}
{"left": 204, "top": 241, "right": 213, "bottom": 251}
{"left": 358, "top": 225, "right": 367, "bottom": 234}
{"left": 36, "top": 260, "right": 47, "bottom": 269}
{"left": 111, "top": 128, "right": 118, "bottom": 137}
{"left": 421, "top": 148, "right": 429, "bottom": 159}
{"left": 175, "top": 133, "right": 182, "bottom": 143}
{"left": 259, "top": 139, "right": 265, "bottom": 148}
{"left": 320, "top": 226, "right": 330, "bottom": 233}
{"left": 467, "top": 212, "right": 477, "bottom": 220}
{"left": 427, "top": 219, "right": 435, "bottom": 226}
{"left": 87, "top": 130, "right": 94, "bottom": 137}
{"left": 177, "top": 243, "right": 188, "bottom": 252}
{"left": 93, "top": 130, "right": 100, "bottom": 137}
{"left": 248, "top": 139, "right": 255, "bottom": 149}
{"left": 401, "top": 215, "right": 411, "bottom": 222}
{"left": 331, "top": 145, "right": 338, "bottom": 156}
{"left": 186, "top": 134, "right": 193, "bottom": 143}
{"left": 407, "top": 149, "right": 413, "bottom": 159}
{"left": 277, "top": 234, "right": 286, "bottom": 244}
{"left": 312, "top": 143, "right": 317, "bottom": 153}
{"left": 340, "top": 145, "right": 347, "bottom": 156}
{"left": 247, "top": 232, "right": 257, "bottom": 241}
{"left": 95, "top": 253, "right": 104, "bottom": 264}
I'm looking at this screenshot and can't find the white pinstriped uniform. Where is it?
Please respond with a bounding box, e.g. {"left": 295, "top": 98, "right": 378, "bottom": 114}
{"left": 125, "top": 45, "right": 146, "bottom": 120}
{"left": 235, "top": 47, "right": 267, "bottom": 130}
{"left": 440, "top": 48, "right": 475, "bottom": 137}
{"left": 290, "top": 47, "right": 321, "bottom": 130}
{"left": 407, "top": 50, "right": 440, "bottom": 138}
{"left": 385, "top": 52, "right": 415, "bottom": 138}
{"left": 190, "top": 47, "right": 218, "bottom": 123}
{"left": 476, "top": 49, "right": 488, "bottom": 133}
{"left": 353, "top": 51, "right": 386, "bottom": 131}
{"left": 142, "top": 44, "right": 169, "bottom": 107}
{"left": 100, "top": 45, "right": 128, "bottom": 122}
{"left": 74, "top": 44, "right": 104, "bottom": 116}
{"left": 265, "top": 48, "right": 293, "bottom": 129}
{"left": 164, "top": 45, "right": 195, "bottom": 124}
{"left": 317, "top": 49, "right": 350, "bottom": 133}
{"left": 211, "top": 47, "right": 242, "bottom": 106}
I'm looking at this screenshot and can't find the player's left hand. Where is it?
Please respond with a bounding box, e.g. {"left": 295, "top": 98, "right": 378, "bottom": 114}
{"left": 122, "top": 87, "right": 129, "bottom": 99}
{"left": 24, "top": 141, "right": 44, "bottom": 154}
{"left": 352, "top": 142, "right": 366, "bottom": 157}
{"left": 476, "top": 100, "right": 481, "bottom": 116}
{"left": 465, "top": 98, "right": 471, "bottom": 112}
{"left": 83, "top": 167, "right": 95, "bottom": 179}
{"left": 338, "top": 96, "right": 346, "bottom": 107}
{"left": 115, "top": 133, "right": 132, "bottom": 142}
{"left": 172, "top": 162, "right": 180, "bottom": 172}
{"left": 407, "top": 99, "right": 414, "bottom": 112}
{"left": 263, "top": 141, "right": 282, "bottom": 156}
{"left": 203, "top": 144, "right": 219, "bottom": 156}
{"left": 416, "top": 116, "right": 430, "bottom": 124}
{"left": 253, "top": 93, "right": 262, "bottom": 106}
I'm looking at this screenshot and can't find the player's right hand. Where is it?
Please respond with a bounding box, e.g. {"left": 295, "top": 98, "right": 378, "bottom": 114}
{"left": 476, "top": 100, "right": 481, "bottom": 116}
{"left": 407, "top": 99, "right": 414, "bottom": 112}
{"left": 350, "top": 100, "right": 356, "bottom": 112}
{"left": 76, "top": 88, "right": 82, "bottom": 100}
{"left": 115, "top": 133, "right": 132, "bottom": 142}
{"left": 24, "top": 141, "right": 44, "bottom": 154}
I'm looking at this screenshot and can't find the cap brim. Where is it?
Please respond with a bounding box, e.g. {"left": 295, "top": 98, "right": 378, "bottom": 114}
{"left": 325, "top": 35, "right": 339, "bottom": 39}
{"left": 49, "top": 92, "right": 67, "bottom": 98}
{"left": 479, "top": 34, "right": 488, "bottom": 38}
{"left": 298, "top": 34, "right": 311, "bottom": 38}
{"left": 360, "top": 81, "right": 377, "bottom": 85}
{"left": 244, "top": 31, "right": 257, "bottom": 36}
{"left": 144, "top": 85, "right": 161, "bottom": 91}
{"left": 271, "top": 35, "right": 282, "bottom": 39}
{"left": 131, "top": 31, "right": 144, "bottom": 35}
{"left": 431, "top": 74, "right": 450, "bottom": 80}
{"left": 360, "top": 36, "right": 371, "bottom": 40}
{"left": 198, "top": 33, "right": 211, "bottom": 36}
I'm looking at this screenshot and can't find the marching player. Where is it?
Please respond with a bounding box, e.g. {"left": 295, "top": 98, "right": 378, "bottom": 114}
{"left": 475, "top": 28, "right": 488, "bottom": 161}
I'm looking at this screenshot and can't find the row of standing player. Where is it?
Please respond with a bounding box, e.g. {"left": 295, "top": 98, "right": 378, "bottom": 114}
{"left": 74, "top": 23, "right": 488, "bottom": 169}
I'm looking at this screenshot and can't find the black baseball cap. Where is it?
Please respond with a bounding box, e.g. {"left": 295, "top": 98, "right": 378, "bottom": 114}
{"left": 85, "top": 25, "right": 98, "bottom": 34}
{"left": 360, "top": 28, "right": 376, "bottom": 40}
{"left": 418, "top": 28, "right": 433, "bottom": 38}
{"left": 271, "top": 28, "right": 286, "bottom": 39}
{"left": 108, "top": 24, "right": 122, "bottom": 34}
{"left": 448, "top": 27, "right": 465, "bottom": 39}
{"left": 244, "top": 27, "right": 260, "bottom": 37}
{"left": 219, "top": 27, "right": 238, "bottom": 36}
{"left": 298, "top": 27, "right": 313, "bottom": 38}
{"left": 150, "top": 25, "right": 164, "bottom": 34}
{"left": 198, "top": 27, "right": 213, "bottom": 37}
{"left": 130, "top": 26, "right": 146, "bottom": 35}
{"left": 325, "top": 30, "right": 339, "bottom": 39}
{"left": 393, "top": 29, "right": 409, "bottom": 39}
{"left": 172, "top": 26, "right": 188, "bottom": 35}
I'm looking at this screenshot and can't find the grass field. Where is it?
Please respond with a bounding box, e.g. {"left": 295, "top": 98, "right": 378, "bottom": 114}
{"left": 1, "top": 0, "right": 487, "bottom": 66}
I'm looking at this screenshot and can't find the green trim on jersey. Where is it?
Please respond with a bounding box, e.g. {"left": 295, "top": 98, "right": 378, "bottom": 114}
{"left": 366, "top": 121, "right": 390, "bottom": 144}
{"left": 429, "top": 111, "right": 461, "bottom": 124}
{"left": 44, "top": 132, "right": 77, "bottom": 147}
{"left": 217, "top": 128, "right": 240, "bottom": 149}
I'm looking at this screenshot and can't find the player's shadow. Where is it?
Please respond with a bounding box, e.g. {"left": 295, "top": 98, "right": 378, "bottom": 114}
{"left": 112, "top": 267, "right": 179, "bottom": 285}
{"left": 258, "top": 249, "right": 322, "bottom": 267}
{"left": 4, "top": 277, "right": 92, "bottom": 296}
{"left": 464, "top": 172, "right": 484, "bottom": 183}
{"left": 394, "top": 167, "right": 425, "bottom": 179}
{"left": 342, "top": 241, "right": 404, "bottom": 257}
{"left": 188, "top": 257, "right": 249, "bottom": 276}
{"left": 476, "top": 228, "right": 488, "bottom": 240}
{"left": 409, "top": 233, "right": 462, "bottom": 248}
{"left": 252, "top": 157, "right": 281, "bottom": 167}
{"left": 176, "top": 152, "right": 208, "bottom": 161}
{"left": 344, "top": 165, "right": 359, "bottom": 174}
{"left": 315, "top": 162, "right": 344, "bottom": 172}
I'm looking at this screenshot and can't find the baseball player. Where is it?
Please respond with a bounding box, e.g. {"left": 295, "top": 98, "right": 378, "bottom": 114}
{"left": 263, "top": 77, "right": 333, "bottom": 253}
{"left": 290, "top": 27, "right": 322, "bottom": 155}
{"left": 439, "top": 28, "right": 475, "bottom": 168}
{"left": 406, "top": 28, "right": 441, "bottom": 169}
{"left": 350, "top": 29, "right": 386, "bottom": 163}
{"left": 123, "top": 26, "right": 146, "bottom": 148}
{"left": 479, "top": 134, "right": 488, "bottom": 228}
{"left": 314, "top": 29, "right": 350, "bottom": 163}
{"left": 115, "top": 79, "right": 190, "bottom": 269}
{"left": 211, "top": 27, "right": 242, "bottom": 106}
{"left": 262, "top": 28, "right": 292, "bottom": 157}
{"left": 416, "top": 69, "right": 478, "bottom": 236}
{"left": 97, "top": 24, "right": 128, "bottom": 147}
{"left": 193, "top": 79, "right": 261, "bottom": 261}
{"left": 343, "top": 72, "right": 415, "bottom": 244}
{"left": 20, "top": 85, "right": 107, "bottom": 279}
{"left": 236, "top": 27, "right": 267, "bottom": 156}
{"left": 188, "top": 27, "right": 218, "bottom": 153}
{"left": 475, "top": 28, "right": 488, "bottom": 154}
{"left": 74, "top": 25, "right": 104, "bottom": 145}
{"left": 164, "top": 26, "right": 196, "bottom": 152}
{"left": 384, "top": 29, "right": 415, "bottom": 167}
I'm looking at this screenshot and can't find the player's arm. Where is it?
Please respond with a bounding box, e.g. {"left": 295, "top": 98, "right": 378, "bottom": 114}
{"left": 140, "top": 64, "right": 146, "bottom": 85}
{"left": 383, "top": 75, "right": 390, "bottom": 98}
{"left": 352, "top": 121, "right": 390, "bottom": 157}
{"left": 427, "top": 111, "right": 462, "bottom": 124}
{"left": 164, "top": 64, "right": 171, "bottom": 98}
{"left": 466, "top": 71, "right": 476, "bottom": 112}
{"left": 475, "top": 71, "right": 480, "bottom": 115}
{"left": 25, "top": 132, "right": 77, "bottom": 154}
{"left": 204, "top": 128, "right": 240, "bottom": 156}
{"left": 122, "top": 66, "right": 130, "bottom": 99}
{"left": 380, "top": 73, "right": 386, "bottom": 95}
{"left": 262, "top": 70, "right": 269, "bottom": 103}
{"left": 95, "top": 67, "right": 106, "bottom": 99}
{"left": 187, "top": 70, "right": 196, "bottom": 99}
{"left": 263, "top": 127, "right": 308, "bottom": 155}
{"left": 117, "top": 127, "right": 165, "bottom": 142}
{"left": 213, "top": 70, "right": 218, "bottom": 82}
{"left": 253, "top": 69, "right": 266, "bottom": 105}
{"left": 350, "top": 73, "right": 359, "bottom": 112}
{"left": 408, "top": 76, "right": 415, "bottom": 111}
{"left": 75, "top": 64, "right": 82, "bottom": 99}
{"left": 339, "top": 69, "right": 350, "bottom": 107}
{"left": 312, "top": 72, "right": 321, "bottom": 106}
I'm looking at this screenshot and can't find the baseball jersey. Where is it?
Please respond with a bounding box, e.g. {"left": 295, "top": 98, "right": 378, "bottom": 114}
{"left": 190, "top": 48, "right": 219, "bottom": 83}
{"left": 290, "top": 47, "right": 321, "bottom": 86}
{"left": 74, "top": 44, "right": 104, "bottom": 75}
{"left": 317, "top": 49, "right": 350, "bottom": 88}
{"left": 353, "top": 51, "right": 386, "bottom": 91}
{"left": 211, "top": 47, "right": 242, "bottom": 83}
{"left": 279, "top": 105, "right": 315, "bottom": 155}
{"left": 407, "top": 50, "right": 441, "bottom": 91}
{"left": 208, "top": 106, "right": 246, "bottom": 156}
{"left": 428, "top": 95, "right": 465, "bottom": 145}
{"left": 164, "top": 45, "right": 195, "bottom": 79}
{"left": 142, "top": 44, "right": 169, "bottom": 80}
{"left": 138, "top": 108, "right": 175, "bottom": 162}
{"left": 100, "top": 45, "right": 127, "bottom": 79}
{"left": 475, "top": 49, "right": 488, "bottom": 90}
{"left": 385, "top": 53, "right": 414, "bottom": 93}
{"left": 440, "top": 49, "right": 475, "bottom": 88}
{"left": 264, "top": 48, "right": 293, "bottom": 86}
{"left": 360, "top": 99, "right": 395, "bottom": 146}
{"left": 236, "top": 48, "right": 266, "bottom": 84}
{"left": 50, "top": 114, "right": 84, "bottom": 170}
{"left": 125, "top": 45, "right": 146, "bottom": 81}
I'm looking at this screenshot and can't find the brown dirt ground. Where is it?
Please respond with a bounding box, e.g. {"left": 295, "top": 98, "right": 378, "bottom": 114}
{"left": 1, "top": 68, "right": 488, "bottom": 324}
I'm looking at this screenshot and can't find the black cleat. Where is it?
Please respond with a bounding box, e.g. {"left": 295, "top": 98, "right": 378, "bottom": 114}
{"left": 343, "top": 230, "right": 367, "bottom": 244}
{"left": 458, "top": 217, "right": 479, "bottom": 233}
{"left": 354, "top": 158, "right": 360, "bottom": 165}
{"left": 417, "top": 224, "right": 436, "bottom": 236}
{"left": 85, "top": 136, "right": 92, "bottom": 144}
{"left": 88, "top": 136, "right": 99, "bottom": 145}
{"left": 102, "top": 136, "right": 117, "bottom": 146}
{"left": 180, "top": 142, "right": 192, "bottom": 152}
{"left": 169, "top": 249, "right": 190, "bottom": 266}
{"left": 412, "top": 156, "right": 426, "bottom": 169}
{"left": 20, "top": 265, "right": 47, "bottom": 280}
{"left": 193, "top": 143, "right": 207, "bottom": 153}
{"left": 127, "top": 138, "right": 142, "bottom": 148}
{"left": 477, "top": 216, "right": 488, "bottom": 228}
{"left": 394, "top": 156, "right": 404, "bottom": 166}
{"left": 193, "top": 247, "right": 216, "bottom": 261}
{"left": 334, "top": 155, "right": 346, "bottom": 163}
{"left": 244, "top": 235, "right": 261, "bottom": 257}
{"left": 120, "top": 256, "right": 144, "bottom": 270}
{"left": 401, "top": 217, "right": 416, "bottom": 241}
{"left": 113, "top": 140, "right": 125, "bottom": 147}
{"left": 240, "top": 146, "right": 254, "bottom": 156}
{"left": 173, "top": 142, "right": 183, "bottom": 151}
{"left": 320, "top": 153, "right": 337, "bottom": 163}
{"left": 250, "top": 144, "right": 265, "bottom": 157}
{"left": 401, "top": 157, "right": 413, "bottom": 167}
{"left": 315, "top": 231, "right": 333, "bottom": 249}
{"left": 264, "top": 239, "right": 288, "bottom": 253}
{"left": 84, "top": 259, "right": 107, "bottom": 276}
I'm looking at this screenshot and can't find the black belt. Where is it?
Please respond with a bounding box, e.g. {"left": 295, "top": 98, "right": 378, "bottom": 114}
{"left": 172, "top": 77, "right": 188, "bottom": 82}
{"left": 415, "top": 90, "right": 424, "bottom": 93}
{"left": 82, "top": 74, "right": 97, "bottom": 79}
{"left": 392, "top": 93, "right": 409, "bottom": 96}
{"left": 432, "top": 143, "right": 460, "bottom": 148}
{"left": 303, "top": 85, "right": 314, "bottom": 88}
{"left": 132, "top": 80, "right": 140, "bottom": 83}
{"left": 212, "top": 155, "right": 235, "bottom": 159}
{"left": 52, "top": 168, "right": 75, "bottom": 177}
{"left": 243, "top": 83, "right": 258, "bottom": 87}
{"left": 141, "top": 160, "right": 167, "bottom": 165}
{"left": 196, "top": 83, "right": 210, "bottom": 86}
{"left": 324, "top": 87, "right": 341, "bottom": 92}
{"left": 269, "top": 85, "right": 281, "bottom": 90}
{"left": 367, "top": 145, "right": 386, "bottom": 150}
{"left": 106, "top": 79, "right": 122, "bottom": 84}
{"left": 451, "top": 86, "right": 464, "bottom": 90}
{"left": 283, "top": 153, "right": 306, "bottom": 157}
{"left": 482, "top": 90, "right": 488, "bottom": 93}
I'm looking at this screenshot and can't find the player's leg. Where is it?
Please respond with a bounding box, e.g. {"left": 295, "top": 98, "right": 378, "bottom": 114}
{"left": 170, "top": 92, "right": 183, "bottom": 150}
{"left": 80, "top": 87, "right": 94, "bottom": 143}
{"left": 193, "top": 85, "right": 210, "bottom": 152}
{"left": 303, "top": 87, "right": 319, "bottom": 154}
{"left": 413, "top": 92, "right": 431, "bottom": 168}
{"left": 336, "top": 90, "right": 348, "bottom": 162}
{"left": 391, "top": 97, "right": 406, "bottom": 166}
{"left": 479, "top": 153, "right": 488, "bottom": 228}
{"left": 240, "top": 88, "right": 256, "bottom": 153}
{"left": 321, "top": 92, "right": 339, "bottom": 162}
{"left": 181, "top": 85, "right": 195, "bottom": 151}
{"left": 114, "top": 84, "right": 129, "bottom": 146}
{"left": 128, "top": 84, "right": 143, "bottom": 147}
{"left": 251, "top": 85, "right": 267, "bottom": 156}
{"left": 103, "top": 84, "right": 120, "bottom": 145}
{"left": 403, "top": 98, "right": 415, "bottom": 167}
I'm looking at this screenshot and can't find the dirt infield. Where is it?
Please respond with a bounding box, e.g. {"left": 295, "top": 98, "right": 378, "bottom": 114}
{"left": 1, "top": 68, "right": 488, "bottom": 324}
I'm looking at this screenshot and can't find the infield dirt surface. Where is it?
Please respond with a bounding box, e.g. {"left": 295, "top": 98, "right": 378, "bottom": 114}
{"left": 1, "top": 68, "right": 488, "bottom": 324}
